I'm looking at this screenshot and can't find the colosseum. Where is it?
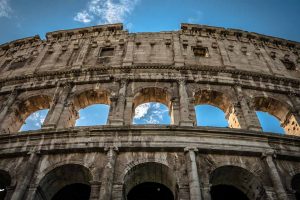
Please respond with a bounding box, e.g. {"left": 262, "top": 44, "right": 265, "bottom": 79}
{"left": 0, "top": 23, "right": 300, "bottom": 200}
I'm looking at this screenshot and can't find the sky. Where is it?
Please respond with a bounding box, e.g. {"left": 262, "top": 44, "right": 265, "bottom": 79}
{"left": 0, "top": 0, "right": 300, "bottom": 44}
{"left": 1, "top": 0, "right": 291, "bottom": 134}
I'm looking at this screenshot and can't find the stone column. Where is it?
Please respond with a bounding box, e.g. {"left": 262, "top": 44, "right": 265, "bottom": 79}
{"left": 89, "top": 181, "right": 101, "bottom": 200}
{"left": 99, "top": 146, "right": 118, "bottom": 200}
{"left": 173, "top": 33, "right": 184, "bottom": 67}
{"left": 262, "top": 151, "right": 288, "bottom": 200}
{"left": 0, "top": 90, "right": 18, "bottom": 128}
{"left": 234, "top": 86, "right": 262, "bottom": 131}
{"left": 4, "top": 186, "right": 15, "bottom": 200}
{"left": 72, "top": 39, "right": 91, "bottom": 69}
{"left": 11, "top": 151, "right": 40, "bottom": 200}
{"left": 108, "top": 79, "right": 128, "bottom": 126}
{"left": 124, "top": 97, "right": 134, "bottom": 125}
{"left": 178, "top": 80, "right": 194, "bottom": 127}
{"left": 42, "top": 83, "right": 73, "bottom": 129}
{"left": 123, "top": 37, "right": 134, "bottom": 67}
{"left": 184, "top": 147, "right": 202, "bottom": 200}
{"left": 170, "top": 97, "right": 180, "bottom": 126}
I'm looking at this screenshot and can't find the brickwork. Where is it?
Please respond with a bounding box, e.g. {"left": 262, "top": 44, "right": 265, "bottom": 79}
{"left": 0, "top": 23, "right": 300, "bottom": 199}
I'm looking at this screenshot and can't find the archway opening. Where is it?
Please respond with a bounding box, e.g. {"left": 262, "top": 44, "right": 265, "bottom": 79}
{"left": 2, "top": 95, "right": 51, "bottom": 133}
{"left": 51, "top": 183, "right": 91, "bottom": 200}
{"left": 256, "top": 111, "right": 284, "bottom": 134}
{"left": 253, "top": 97, "right": 300, "bottom": 135}
{"left": 195, "top": 104, "right": 228, "bottom": 127}
{"left": 124, "top": 162, "right": 176, "bottom": 200}
{"left": 75, "top": 104, "right": 109, "bottom": 126}
{"left": 210, "top": 165, "right": 267, "bottom": 200}
{"left": 127, "top": 182, "right": 174, "bottom": 200}
{"left": 291, "top": 173, "right": 300, "bottom": 200}
{"left": 132, "top": 87, "right": 173, "bottom": 125}
{"left": 0, "top": 170, "right": 11, "bottom": 200}
{"left": 211, "top": 184, "right": 249, "bottom": 200}
{"left": 34, "top": 164, "right": 92, "bottom": 200}
{"left": 133, "top": 102, "right": 171, "bottom": 125}
{"left": 194, "top": 90, "right": 241, "bottom": 129}
{"left": 19, "top": 109, "right": 49, "bottom": 131}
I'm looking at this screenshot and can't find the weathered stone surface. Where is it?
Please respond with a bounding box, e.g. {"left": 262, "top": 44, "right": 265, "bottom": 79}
{"left": 0, "top": 23, "right": 300, "bottom": 200}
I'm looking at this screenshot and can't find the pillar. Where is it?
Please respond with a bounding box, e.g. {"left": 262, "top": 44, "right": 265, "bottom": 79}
{"left": 184, "top": 147, "right": 202, "bottom": 200}
{"left": 108, "top": 79, "right": 128, "bottom": 126}
{"left": 234, "top": 86, "right": 262, "bottom": 131}
{"left": 72, "top": 39, "right": 91, "bottom": 69}
{"left": 262, "top": 151, "right": 288, "bottom": 200}
{"left": 99, "top": 146, "right": 118, "bottom": 200}
{"left": 170, "top": 97, "right": 180, "bottom": 126}
{"left": 0, "top": 90, "right": 18, "bottom": 129}
{"left": 178, "top": 80, "right": 194, "bottom": 127}
{"left": 173, "top": 33, "right": 184, "bottom": 67}
{"left": 42, "top": 83, "right": 73, "bottom": 129}
{"left": 123, "top": 37, "right": 134, "bottom": 67}
{"left": 89, "top": 181, "right": 101, "bottom": 200}
{"left": 11, "top": 151, "right": 40, "bottom": 200}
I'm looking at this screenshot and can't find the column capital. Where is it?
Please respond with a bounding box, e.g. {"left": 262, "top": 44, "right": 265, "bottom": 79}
{"left": 261, "top": 149, "right": 277, "bottom": 159}
{"left": 104, "top": 146, "right": 119, "bottom": 153}
{"left": 177, "top": 78, "right": 186, "bottom": 85}
{"left": 184, "top": 146, "right": 198, "bottom": 153}
{"left": 89, "top": 180, "right": 102, "bottom": 186}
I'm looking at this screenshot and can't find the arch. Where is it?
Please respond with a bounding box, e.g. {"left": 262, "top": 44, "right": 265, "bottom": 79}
{"left": 1, "top": 95, "right": 52, "bottom": 133}
{"left": 253, "top": 96, "right": 300, "bottom": 135}
{"left": 210, "top": 165, "right": 267, "bottom": 200}
{"left": 195, "top": 104, "right": 228, "bottom": 127}
{"left": 194, "top": 90, "right": 241, "bottom": 129}
{"left": 123, "top": 162, "right": 177, "bottom": 200}
{"left": 0, "top": 170, "right": 11, "bottom": 200}
{"left": 132, "top": 87, "right": 173, "bottom": 124}
{"left": 291, "top": 173, "right": 300, "bottom": 200}
{"left": 62, "top": 89, "right": 111, "bottom": 127}
{"left": 33, "top": 164, "right": 92, "bottom": 200}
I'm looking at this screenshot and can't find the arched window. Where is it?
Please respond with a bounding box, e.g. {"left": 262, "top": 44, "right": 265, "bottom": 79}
{"left": 133, "top": 102, "right": 170, "bottom": 125}
{"left": 132, "top": 88, "right": 173, "bottom": 125}
{"left": 124, "top": 162, "right": 176, "bottom": 200}
{"left": 1, "top": 95, "right": 51, "bottom": 133}
{"left": 75, "top": 104, "right": 109, "bottom": 126}
{"left": 210, "top": 165, "right": 267, "bottom": 200}
{"left": 195, "top": 104, "right": 228, "bottom": 127}
{"left": 34, "top": 164, "right": 92, "bottom": 200}
{"left": 253, "top": 97, "right": 300, "bottom": 135}
{"left": 194, "top": 90, "right": 240, "bottom": 129}
{"left": 256, "top": 111, "right": 284, "bottom": 134}
{"left": 60, "top": 89, "right": 111, "bottom": 128}
{"left": 20, "top": 109, "right": 49, "bottom": 131}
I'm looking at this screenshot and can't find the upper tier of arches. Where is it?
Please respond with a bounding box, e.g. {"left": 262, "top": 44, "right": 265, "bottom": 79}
{"left": 0, "top": 81, "right": 299, "bottom": 136}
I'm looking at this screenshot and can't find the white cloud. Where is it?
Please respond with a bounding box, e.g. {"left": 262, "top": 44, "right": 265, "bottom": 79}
{"left": 74, "top": 11, "right": 93, "bottom": 23}
{"left": 134, "top": 103, "right": 169, "bottom": 124}
{"left": 134, "top": 103, "right": 150, "bottom": 119}
{"left": 0, "top": 0, "right": 12, "bottom": 18}
{"left": 74, "top": 0, "right": 139, "bottom": 24}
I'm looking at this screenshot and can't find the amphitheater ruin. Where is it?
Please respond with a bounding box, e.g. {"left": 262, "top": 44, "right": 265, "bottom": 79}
{"left": 0, "top": 23, "right": 300, "bottom": 200}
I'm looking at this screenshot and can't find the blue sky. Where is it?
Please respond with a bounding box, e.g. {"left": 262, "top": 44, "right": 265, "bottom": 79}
{"left": 1, "top": 0, "right": 292, "bottom": 133}
{"left": 0, "top": 0, "right": 300, "bottom": 44}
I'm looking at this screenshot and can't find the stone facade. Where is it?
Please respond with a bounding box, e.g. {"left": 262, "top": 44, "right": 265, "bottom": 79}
{"left": 0, "top": 23, "right": 300, "bottom": 199}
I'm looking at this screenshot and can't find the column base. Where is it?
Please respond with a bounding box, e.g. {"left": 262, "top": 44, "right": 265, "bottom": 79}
{"left": 109, "top": 119, "right": 124, "bottom": 126}
{"left": 42, "top": 124, "right": 56, "bottom": 130}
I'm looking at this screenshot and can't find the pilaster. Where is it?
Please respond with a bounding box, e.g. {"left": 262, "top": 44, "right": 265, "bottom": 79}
{"left": 178, "top": 80, "right": 194, "bottom": 127}
{"left": 99, "top": 146, "right": 118, "bottom": 200}
{"left": 184, "top": 147, "right": 202, "bottom": 200}
{"left": 0, "top": 90, "right": 18, "bottom": 129}
{"left": 11, "top": 151, "right": 40, "bottom": 200}
{"left": 262, "top": 150, "right": 288, "bottom": 200}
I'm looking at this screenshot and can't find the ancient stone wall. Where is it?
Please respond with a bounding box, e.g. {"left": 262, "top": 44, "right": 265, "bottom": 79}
{"left": 0, "top": 23, "right": 300, "bottom": 200}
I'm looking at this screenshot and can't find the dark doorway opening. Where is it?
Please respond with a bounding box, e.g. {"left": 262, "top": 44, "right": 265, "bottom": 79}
{"left": 211, "top": 184, "right": 249, "bottom": 200}
{"left": 127, "top": 182, "right": 174, "bottom": 200}
{"left": 51, "top": 183, "right": 91, "bottom": 200}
